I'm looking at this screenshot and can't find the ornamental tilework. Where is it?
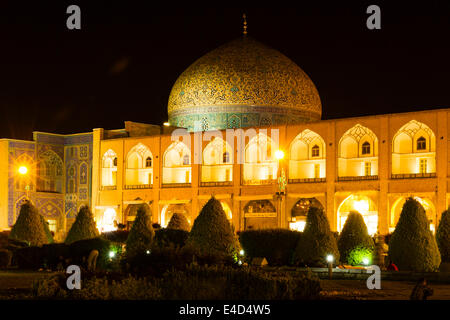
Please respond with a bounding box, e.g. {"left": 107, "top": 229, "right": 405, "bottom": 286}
{"left": 168, "top": 37, "right": 322, "bottom": 130}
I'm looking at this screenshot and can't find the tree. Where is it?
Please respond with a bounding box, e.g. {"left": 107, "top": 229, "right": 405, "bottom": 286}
{"left": 186, "top": 197, "right": 237, "bottom": 256}
{"left": 167, "top": 212, "right": 191, "bottom": 231}
{"left": 9, "top": 200, "right": 51, "bottom": 246}
{"left": 65, "top": 206, "right": 99, "bottom": 244}
{"left": 338, "top": 211, "right": 374, "bottom": 265}
{"left": 293, "top": 206, "right": 339, "bottom": 267}
{"left": 389, "top": 198, "right": 441, "bottom": 272}
{"left": 437, "top": 210, "right": 450, "bottom": 262}
{"left": 125, "top": 204, "right": 154, "bottom": 258}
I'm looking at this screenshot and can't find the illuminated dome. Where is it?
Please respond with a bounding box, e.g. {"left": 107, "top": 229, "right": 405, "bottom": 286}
{"left": 168, "top": 36, "right": 322, "bottom": 131}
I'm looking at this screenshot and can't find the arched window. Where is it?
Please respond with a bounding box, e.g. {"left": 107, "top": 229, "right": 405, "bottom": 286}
{"left": 417, "top": 136, "right": 426, "bottom": 151}
{"left": 183, "top": 154, "right": 190, "bottom": 165}
{"left": 145, "top": 157, "right": 152, "bottom": 168}
{"left": 125, "top": 143, "right": 153, "bottom": 186}
{"left": 113, "top": 157, "right": 118, "bottom": 166}
{"left": 102, "top": 149, "right": 118, "bottom": 187}
{"left": 311, "top": 145, "right": 320, "bottom": 157}
{"left": 223, "top": 152, "right": 230, "bottom": 163}
{"left": 362, "top": 141, "right": 371, "bottom": 155}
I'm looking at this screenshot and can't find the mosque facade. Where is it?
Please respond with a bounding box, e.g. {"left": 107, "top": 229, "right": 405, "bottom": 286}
{"left": 0, "top": 34, "right": 448, "bottom": 241}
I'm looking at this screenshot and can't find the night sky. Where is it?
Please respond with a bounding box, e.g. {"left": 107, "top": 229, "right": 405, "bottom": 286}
{"left": 0, "top": 1, "right": 449, "bottom": 140}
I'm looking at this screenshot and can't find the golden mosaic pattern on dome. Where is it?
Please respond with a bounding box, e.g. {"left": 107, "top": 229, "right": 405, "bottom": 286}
{"left": 168, "top": 37, "right": 322, "bottom": 122}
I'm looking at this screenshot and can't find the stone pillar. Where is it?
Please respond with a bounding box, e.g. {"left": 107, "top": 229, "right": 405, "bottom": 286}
{"left": 326, "top": 122, "right": 337, "bottom": 231}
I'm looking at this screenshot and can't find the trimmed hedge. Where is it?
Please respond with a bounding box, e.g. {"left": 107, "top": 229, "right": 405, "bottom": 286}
{"left": 338, "top": 211, "right": 374, "bottom": 265}
{"left": 154, "top": 228, "right": 189, "bottom": 248}
{"left": 293, "top": 207, "right": 339, "bottom": 267}
{"left": 167, "top": 213, "right": 190, "bottom": 231}
{"left": 65, "top": 206, "right": 99, "bottom": 244}
{"left": 101, "top": 230, "right": 129, "bottom": 244}
{"left": 437, "top": 210, "right": 450, "bottom": 262}
{"left": 239, "top": 229, "right": 302, "bottom": 266}
{"left": 389, "top": 198, "right": 441, "bottom": 271}
{"left": 0, "top": 249, "right": 12, "bottom": 268}
{"left": 69, "top": 237, "right": 121, "bottom": 271}
{"left": 186, "top": 197, "right": 237, "bottom": 257}
{"left": 9, "top": 201, "right": 52, "bottom": 246}
{"left": 125, "top": 205, "right": 154, "bottom": 259}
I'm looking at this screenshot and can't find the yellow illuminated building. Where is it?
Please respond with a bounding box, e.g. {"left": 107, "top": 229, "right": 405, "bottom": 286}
{"left": 0, "top": 30, "right": 448, "bottom": 240}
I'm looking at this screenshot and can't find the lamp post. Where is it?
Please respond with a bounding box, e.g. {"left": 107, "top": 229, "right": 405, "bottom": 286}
{"left": 326, "top": 254, "right": 334, "bottom": 279}
{"left": 275, "top": 150, "right": 286, "bottom": 228}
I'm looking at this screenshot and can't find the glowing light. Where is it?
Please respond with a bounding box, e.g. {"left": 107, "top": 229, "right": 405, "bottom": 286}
{"left": 18, "top": 166, "right": 28, "bottom": 175}
{"left": 326, "top": 255, "right": 334, "bottom": 263}
{"left": 238, "top": 260, "right": 243, "bottom": 266}
{"left": 146, "top": 250, "right": 151, "bottom": 255}
{"left": 275, "top": 150, "right": 285, "bottom": 160}
{"left": 109, "top": 251, "right": 116, "bottom": 258}
{"left": 98, "top": 208, "right": 118, "bottom": 233}
{"left": 290, "top": 220, "right": 306, "bottom": 232}
{"left": 362, "top": 257, "right": 370, "bottom": 265}
{"left": 430, "top": 224, "right": 435, "bottom": 233}
{"left": 353, "top": 200, "right": 369, "bottom": 214}
{"left": 239, "top": 250, "right": 244, "bottom": 256}
{"left": 163, "top": 122, "right": 170, "bottom": 127}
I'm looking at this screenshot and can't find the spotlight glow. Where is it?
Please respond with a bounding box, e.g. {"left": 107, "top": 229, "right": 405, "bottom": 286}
{"left": 18, "top": 166, "right": 28, "bottom": 175}
{"left": 326, "top": 254, "right": 334, "bottom": 263}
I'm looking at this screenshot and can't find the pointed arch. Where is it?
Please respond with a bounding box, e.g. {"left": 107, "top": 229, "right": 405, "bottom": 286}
{"left": 125, "top": 143, "right": 153, "bottom": 187}
{"left": 37, "top": 150, "right": 63, "bottom": 193}
{"left": 289, "top": 129, "right": 326, "bottom": 181}
{"left": 243, "top": 133, "right": 278, "bottom": 184}
{"left": 392, "top": 120, "right": 436, "bottom": 176}
{"left": 338, "top": 124, "right": 379, "bottom": 178}
{"left": 102, "top": 149, "right": 117, "bottom": 187}
{"left": 162, "top": 141, "right": 191, "bottom": 184}
{"left": 201, "top": 137, "right": 233, "bottom": 184}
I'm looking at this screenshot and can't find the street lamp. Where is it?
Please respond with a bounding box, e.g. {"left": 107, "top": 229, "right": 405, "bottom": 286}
{"left": 18, "top": 166, "right": 30, "bottom": 199}
{"left": 326, "top": 254, "right": 334, "bottom": 279}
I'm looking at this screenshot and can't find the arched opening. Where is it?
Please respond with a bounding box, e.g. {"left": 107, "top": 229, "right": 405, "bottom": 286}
{"left": 124, "top": 202, "right": 151, "bottom": 230}
{"left": 338, "top": 124, "right": 378, "bottom": 179}
{"left": 162, "top": 141, "right": 191, "bottom": 184}
{"left": 97, "top": 207, "right": 118, "bottom": 233}
{"left": 337, "top": 194, "right": 378, "bottom": 235}
{"left": 243, "top": 133, "right": 278, "bottom": 185}
{"left": 290, "top": 198, "right": 324, "bottom": 232}
{"left": 289, "top": 130, "right": 326, "bottom": 181}
{"left": 202, "top": 137, "right": 233, "bottom": 184}
{"left": 392, "top": 120, "right": 436, "bottom": 176}
{"left": 243, "top": 200, "right": 277, "bottom": 230}
{"left": 390, "top": 196, "right": 436, "bottom": 233}
{"left": 37, "top": 150, "right": 63, "bottom": 193}
{"left": 125, "top": 143, "right": 153, "bottom": 187}
{"left": 160, "top": 203, "right": 191, "bottom": 227}
{"left": 102, "top": 149, "right": 118, "bottom": 187}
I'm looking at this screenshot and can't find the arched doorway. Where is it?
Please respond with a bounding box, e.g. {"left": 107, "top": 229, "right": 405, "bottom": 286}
{"left": 390, "top": 196, "right": 436, "bottom": 233}
{"left": 243, "top": 200, "right": 277, "bottom": 230}
{"left": 337, "top": 194, "right": 378, "bottom": 235}
{"left": 124, "top": 202, "right": 152, "bottom": 230}
{"left": 290, "top": 198, "right": 324, "bottom": 232}
{"left": 161, "top": 203, "right": 191, "bottom": 227}
{"left": 97, "top": 207, "right": 118, "bottom": 233}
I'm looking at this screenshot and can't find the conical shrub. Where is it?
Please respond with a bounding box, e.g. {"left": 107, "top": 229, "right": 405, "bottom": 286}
{"left": 389, "top": 197, "right": 441, "bottom": 271}
{"left": 186, "top": 197, "right": 236, "bottom": 256}
{"left": 9, "top": 200, "right": 51, "bottom": 246}
{"left": 65, "top": 206, "right": 99, "bottom": 244}
{"left": 338, "top": 211, "right": 374, "bottom": 265}
{"left": 167, "top": 212, "right": 191, "bottom": 231}
{"left": 437, "top": 210, "right": 450, "bottom": 262}
{"left": 125, "top": 204, "right": 154, "bottom": 258}
{"left": 293, "top": 206, "right": 339, "bottom": 266}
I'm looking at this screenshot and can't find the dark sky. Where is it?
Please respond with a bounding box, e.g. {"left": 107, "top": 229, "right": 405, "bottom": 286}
{"left": 0, "top": 1, "right": 449, "bottom": 140}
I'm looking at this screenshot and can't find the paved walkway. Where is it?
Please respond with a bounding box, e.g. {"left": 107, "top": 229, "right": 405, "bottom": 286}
{"left": 320, "top": 279, "right": 450, "bottom": 300}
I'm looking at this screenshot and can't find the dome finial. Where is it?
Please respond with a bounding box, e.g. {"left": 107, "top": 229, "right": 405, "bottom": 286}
{"left": 242, "top": 13, "right": 248, "bottom": 36}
